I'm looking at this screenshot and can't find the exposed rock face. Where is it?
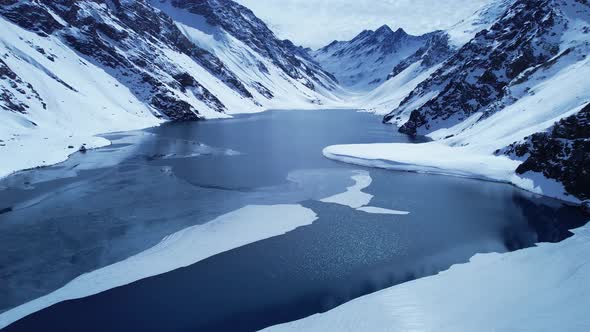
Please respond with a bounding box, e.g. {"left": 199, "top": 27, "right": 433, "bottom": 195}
{"left": 388, "top": 0, "right": 567, "bottom": 135}
{"left": 0, "top": 59, "right": 45, "bottom": 113}
{"left": 505, "top": 103, "right": 590, "bottom": 201}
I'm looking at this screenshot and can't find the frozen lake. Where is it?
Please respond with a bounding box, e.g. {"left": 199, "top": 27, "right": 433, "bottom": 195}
{"left": 1, "top": 109, "right": 586, "bottom": 331}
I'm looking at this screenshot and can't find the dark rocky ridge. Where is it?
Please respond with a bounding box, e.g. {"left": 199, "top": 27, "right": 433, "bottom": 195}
{"left": 504, "top": 103, "right": 590, "bottom": 201}
{"left": 387, "top": 0, "right": 567, "bottom": 134}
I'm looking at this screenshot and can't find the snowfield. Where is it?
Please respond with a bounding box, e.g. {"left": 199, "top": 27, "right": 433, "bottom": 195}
{"left": 0, "top": 204, "right": 318, "bottom": 329}
{"left": 265, "top": 224, "right": 590, "bottom": 332}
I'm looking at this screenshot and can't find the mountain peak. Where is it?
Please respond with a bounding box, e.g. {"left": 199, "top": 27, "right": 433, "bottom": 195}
{"left": 394, "top": 27, "right": 407, "bottom": 35}
{"left": 375, "top": 24, "right": 393, "bottom": 34}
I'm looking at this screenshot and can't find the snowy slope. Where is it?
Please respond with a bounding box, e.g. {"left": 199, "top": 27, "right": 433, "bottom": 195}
{"left": 333, "top": 1, "right": 506, "bottom": 114}
{"left": 351, "top": 31, "right": 453, "bottom": 115}
{"left": 265, "top": 224, "right": 590, "bottom": 332}
{"left": 445, "top": 0, "right": 511, "bottom": 47}
{"left": 0, "top": 0, "right": 344, "bottom": 178}
{"left": 149, "top": 0, "right": 344, "bottom": 110}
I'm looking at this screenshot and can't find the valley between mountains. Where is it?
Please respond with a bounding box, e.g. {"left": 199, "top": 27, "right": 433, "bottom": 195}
{"left": 1, "top": 0, "right": 588, "bottom": 205}
{"left": 1, "top": 1, "right": 590, "bottom": 331}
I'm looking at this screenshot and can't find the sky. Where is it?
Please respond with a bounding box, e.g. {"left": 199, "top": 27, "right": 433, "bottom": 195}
{"left": 235, "top": 0, "right": 492, "bottom": 49}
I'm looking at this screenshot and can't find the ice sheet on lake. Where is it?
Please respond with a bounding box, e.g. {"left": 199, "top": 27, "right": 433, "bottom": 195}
{"left": 0, "top": 204, "right": 318, "bottom": 329}
{"left": 357, "top": 206, "right": 410, "bottom": 215}
{"left": 320, "top": 171, "right": 410, "bottom": 216}
{"left": 320, "top": 171, "right": 373, "bottom": 208}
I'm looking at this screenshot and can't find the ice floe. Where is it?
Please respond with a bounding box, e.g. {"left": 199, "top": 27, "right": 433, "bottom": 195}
{"left": 320, "top": 171, "right": 410, "bottom": 215}
{"left": 0, "top": 204, "right": 317, "bottom": 329}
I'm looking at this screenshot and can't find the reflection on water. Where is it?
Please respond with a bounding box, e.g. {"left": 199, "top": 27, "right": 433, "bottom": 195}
{"left": 0, "top": 110, "right": 587, "bottom": 331}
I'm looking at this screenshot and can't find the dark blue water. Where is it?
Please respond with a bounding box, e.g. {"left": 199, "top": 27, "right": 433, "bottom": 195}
{"left": 1, "top": 110, "right": 586, "bottom": 331}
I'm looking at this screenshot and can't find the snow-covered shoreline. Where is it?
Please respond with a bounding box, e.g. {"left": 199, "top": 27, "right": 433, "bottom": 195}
{"left": 0, "top": 106, "right": 356, "bottom": 181}
{"left": 265, "top": 223, "right": 590, "bottom": 332}
{"left": 323, "top": 142, "right": 582, "bottom": 205}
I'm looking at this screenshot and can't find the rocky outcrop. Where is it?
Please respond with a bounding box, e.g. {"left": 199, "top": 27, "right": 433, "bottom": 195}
{"left": 0, "top": 58, "right": 45, "bottom": 113}
{"left": 505, "top": 103, "right": 590, "bottom": 201}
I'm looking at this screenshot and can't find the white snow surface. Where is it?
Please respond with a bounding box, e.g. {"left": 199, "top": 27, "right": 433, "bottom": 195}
{"left": 320, "top": 171, "right": 373, "bottom": 208}
{"left": 320, "top": 171, "right": 410, "bottom": 215}
{"left": 356, "top": 206, "right": 410, "bottom": 215}
{"left": 265, "top": 224, "right": 590, "bottom": 332}
{"left": 323, "top": 141, "right": 577, "bottom": 203}
{"left": 0, "top": 204, "right": 318, "bottom": 329}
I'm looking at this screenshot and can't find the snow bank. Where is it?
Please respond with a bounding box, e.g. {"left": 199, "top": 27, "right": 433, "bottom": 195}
{"left": 0, "top": 204, "right": 318, "bottom": 329}
{"left": 323, "top": 142, "right": 579, "bottom": 203}
{"left": 324, "top": 142, "right": 520, "bottom": 182}
{"left": 265, "top": 224, "right": 590, "bottom": 332}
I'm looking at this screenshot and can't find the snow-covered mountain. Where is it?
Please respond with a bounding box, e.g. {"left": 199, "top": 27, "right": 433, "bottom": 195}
{"left": 326, "top": 0, "right": 589, "bottom": 202}
{"left": 1, "top": 0, "right": 588, "bottom": 202}
{"left": 0, "top": 0, "right": 342, "bottom": 177}
{"left": 313, "top": 26, "right": 438, "bottom": 91}
{"left": 352, "top": 30, "right": 455, "bottom": 115}
{"left": 387, "top": 0, "right": 584, "bottom": 135}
